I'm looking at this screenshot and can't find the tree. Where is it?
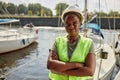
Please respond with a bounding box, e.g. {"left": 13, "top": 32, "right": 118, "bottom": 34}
{"left": 55, "top": 3, "right": 69, "bottom": 16}
{"left": 28, "top": 10, "right": 32, "bottom": 16}
{"left": 108, "top": 10, "right": 120, "bottom": 17}
{"left": 41, "top": 7, "right": 53, "bottom": 16}
{"left": 28, "top": 3, "right": 41, "bottom": 15}
{"left": 48, "top": 9, "right": 53, "bottom": 16}
{"left": 41, "top": 8, "right": 45, "bottom": 16}
{"left": 28, "top": 3, "right": 34, "bottom": 14}
{"left": 0, "top": 1, "right": 8, "bottom": 14}
{"left": 18, "top": 4, "right": 28, "bottom": 15}
{"left": 34, "top": 3, "right": 41, "bottom": 14}
{"left": 99, "top": 10, "right": 107, "bottom": 17}
{"left": 7, "top": 3, "right": 17, "bottom": 14}
{"left": 46, "top": 8, "right": 53, "bottom": 16}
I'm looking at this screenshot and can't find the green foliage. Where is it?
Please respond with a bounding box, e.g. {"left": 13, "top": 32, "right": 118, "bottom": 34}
{"left": 18, "top": 4, "right": 28, "bottom": 15}
{"left": 41, "top": 7, "right": 53, "bottom": 16}
{"left": 95, "top": 10, "right": 120, "bottom": 18}
{"left": 0, "top": 1, "right": 8, "bottom": 14}
{"left": 108, "top": 10, "right": 120, "bottom": 17}
{"left": 7, "top": 3, "right": 17, "bottom": 14}
{"left": 28, "top": 3, "right": 41, "bottom": 15}
{"left": 28, "top": 10, "right": 32, "bottom": 16}
{"left": 96, "top": 10, "right": 107, "bottom": 17}
{"left": 0, "top": 1, "right": 119, "bottom": 17}
{"left": 55, "top": 3, "right": 69, "bottom": 16}
{"left": 36, "top": 11, "right": 40, "bottom": 16}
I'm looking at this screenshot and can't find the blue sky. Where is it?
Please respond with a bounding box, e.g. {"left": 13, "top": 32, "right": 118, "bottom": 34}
{"left": 0, "top": 0, "right": 120, "bottom": 15}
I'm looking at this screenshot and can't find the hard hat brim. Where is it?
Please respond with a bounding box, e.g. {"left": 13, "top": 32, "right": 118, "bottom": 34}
{"left": 61, "top": 5, "right": 84, "bottom": 23}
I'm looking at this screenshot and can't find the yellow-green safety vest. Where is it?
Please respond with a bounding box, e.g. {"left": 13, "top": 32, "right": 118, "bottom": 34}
{"left": 49, "top": 36, "right": 93, "bottom": 80}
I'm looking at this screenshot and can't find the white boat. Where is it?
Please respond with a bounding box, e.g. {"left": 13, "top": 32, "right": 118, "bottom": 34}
{"left": 0, "top": 23, "right": 39, "bottom": 54}
{"left": 79, "top": 0, "right": 116, "bottom": 79}
{"left": 115, "top": 33, "right": 120, "bottom": 69}
{"left": 79, "top": 22, "right": 116, "bottom": 80}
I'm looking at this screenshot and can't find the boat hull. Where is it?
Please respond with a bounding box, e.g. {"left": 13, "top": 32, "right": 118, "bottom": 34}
{"left": 0, "top": 36, "right": 38, "bottom": 54}
{"left": 0, "top": 27, "right": 39, "bottom": 54}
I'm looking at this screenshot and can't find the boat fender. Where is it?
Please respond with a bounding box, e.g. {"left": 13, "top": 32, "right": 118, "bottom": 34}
{"left": 115, "top": 41, "right": 118, "bottom": 48}
{"left": 22, "top": 39, "right": 25, "bottom": 45}
{"left": 36, "top": 29, "right": 39, "bottom": 34}
{"left": 100, "top": 49, "right": 108, "bottom": 59}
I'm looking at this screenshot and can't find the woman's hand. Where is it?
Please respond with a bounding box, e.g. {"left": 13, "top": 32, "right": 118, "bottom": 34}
{"left": 49, "top": 49, "right": 59, "bottom": 60}
{"left": 52, "top": 51, "right": 59, "bottom": 60}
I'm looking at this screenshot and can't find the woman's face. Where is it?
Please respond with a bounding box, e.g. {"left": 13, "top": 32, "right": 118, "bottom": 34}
{"left": 64, "top": 14, "right": 82, "bottom": 36}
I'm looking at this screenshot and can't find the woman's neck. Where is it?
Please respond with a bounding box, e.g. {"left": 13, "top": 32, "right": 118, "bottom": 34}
{"left": 68, "top": 35, "right": 80, "bottom": 43}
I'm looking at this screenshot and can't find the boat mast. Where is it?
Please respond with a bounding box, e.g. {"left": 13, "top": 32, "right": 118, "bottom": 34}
{"left": 84, "top": 0, "right": 88, "bottom": 37}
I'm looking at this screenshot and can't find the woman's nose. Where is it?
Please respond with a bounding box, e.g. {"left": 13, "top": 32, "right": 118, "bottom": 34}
{"left": 69, "top": 24, "right": 74, "bottom": 29}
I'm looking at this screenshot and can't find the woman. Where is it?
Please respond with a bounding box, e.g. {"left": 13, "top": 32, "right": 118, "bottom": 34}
{"left": 47, "top": 5, "right": 96, "bottom": 80}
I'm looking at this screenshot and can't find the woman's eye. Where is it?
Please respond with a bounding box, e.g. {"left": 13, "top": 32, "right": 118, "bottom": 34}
{"left": 65, "top": 24, "right": 71, "bottom": 27}
{"left": 73, "top": 23, "right": 77, "bottom": 26}
{"left": 73, "top": 22, "right": 78, "bottom": 26}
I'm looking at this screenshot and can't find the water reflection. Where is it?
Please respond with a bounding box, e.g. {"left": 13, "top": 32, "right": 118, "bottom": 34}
{"left": 0, "top": 42, "right": 38, "bottom": 78}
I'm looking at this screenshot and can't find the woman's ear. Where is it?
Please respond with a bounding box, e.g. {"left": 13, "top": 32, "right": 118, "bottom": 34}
{"left": 79, "top": 21, "right": 82, "bottom": 26}
{"left": 81, "top": 23, "right": 82, "bottom": 25}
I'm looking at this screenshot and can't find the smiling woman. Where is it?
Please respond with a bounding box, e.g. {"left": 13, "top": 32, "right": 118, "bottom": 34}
{"left": 47, "top": 5, "right": 96, "bottom": 80}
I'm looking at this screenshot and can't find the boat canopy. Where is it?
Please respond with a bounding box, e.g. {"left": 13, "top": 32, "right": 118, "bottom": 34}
{"left": 80, "top": 23, "right": 104, "bottom": 39}
{"left": 0, "top": 19, "right": 19, "bottom": 24}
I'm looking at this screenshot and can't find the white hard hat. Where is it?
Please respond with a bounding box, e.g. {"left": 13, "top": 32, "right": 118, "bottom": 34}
{"left": 61, "top": 5, "right": 84, "bottom": 23}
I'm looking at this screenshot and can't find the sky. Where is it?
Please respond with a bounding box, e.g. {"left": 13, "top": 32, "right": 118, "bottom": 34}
{"left": 0, "top": 0, "right": 120, "bottom": 15}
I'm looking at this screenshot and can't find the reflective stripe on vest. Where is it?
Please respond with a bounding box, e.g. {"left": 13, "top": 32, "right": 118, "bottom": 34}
{"left": 49, "top": 36, "right": 93, "bottom": 80}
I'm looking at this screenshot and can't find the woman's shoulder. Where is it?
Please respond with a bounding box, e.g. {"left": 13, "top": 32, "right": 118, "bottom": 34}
{"left": 81, "top": 36, "right": 93, "bottom": 42}
{"left": 56, "top": 36, "right": 67, "bottom": 40}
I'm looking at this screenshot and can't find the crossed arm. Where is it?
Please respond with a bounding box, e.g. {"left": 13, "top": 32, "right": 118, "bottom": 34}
{"left": 47, "top": 50, "right": 96, "bottom": 76}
